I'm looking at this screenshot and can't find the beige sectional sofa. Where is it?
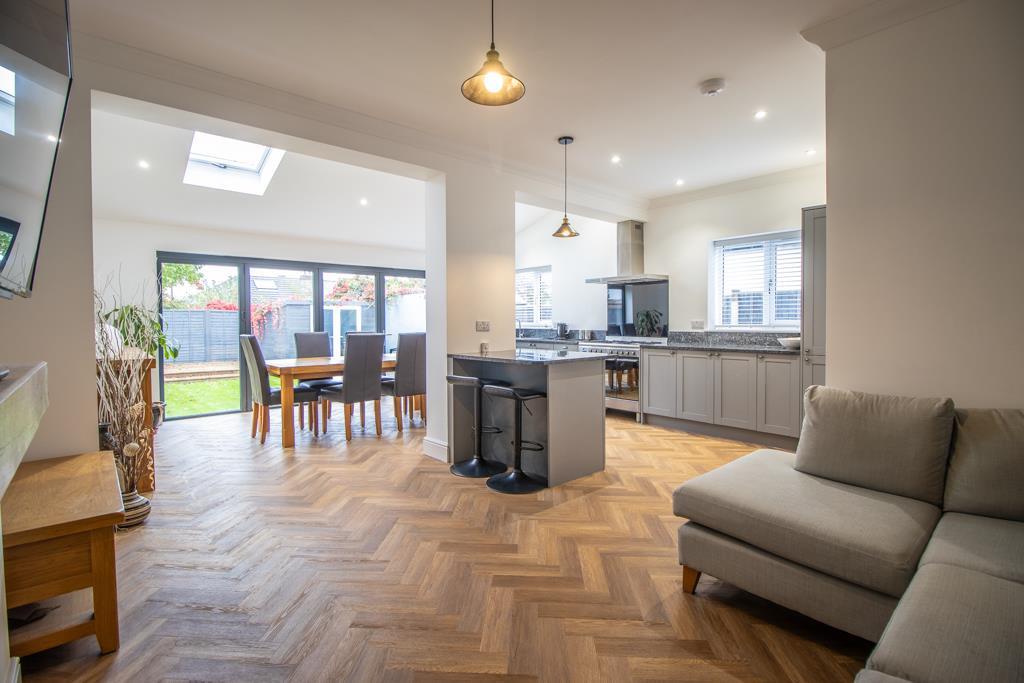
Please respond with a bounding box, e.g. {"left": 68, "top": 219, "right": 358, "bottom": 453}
{"left": 673, "top": 386, "right": 1024, "bottom": 683}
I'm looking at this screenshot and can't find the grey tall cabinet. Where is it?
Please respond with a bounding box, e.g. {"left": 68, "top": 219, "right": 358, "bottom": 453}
{"left": 801, "top": 206, "right": 827, "bottom": 394}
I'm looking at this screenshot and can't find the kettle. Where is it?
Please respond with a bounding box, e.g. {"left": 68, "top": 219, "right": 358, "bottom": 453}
{"left": 556, "top": 322, "right": 569, "bottom": 339}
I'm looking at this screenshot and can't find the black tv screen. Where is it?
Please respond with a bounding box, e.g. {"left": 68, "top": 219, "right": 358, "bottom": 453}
{"left": 0, "top": 0, "right": 71, "bottom": 298}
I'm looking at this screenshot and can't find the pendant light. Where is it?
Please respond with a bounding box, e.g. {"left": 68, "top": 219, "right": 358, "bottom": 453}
{"left": 552, "top": 136, "right": 579, "bottom": 238}
{"left": 461, "top": 0, "right": 525, "bottom": 106}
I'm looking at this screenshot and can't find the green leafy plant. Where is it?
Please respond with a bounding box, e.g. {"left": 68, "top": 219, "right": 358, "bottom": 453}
{"left": 100, "top": 304, "right": 180, "bottom": 360}
{"left": 635, "top": 309, "right": 664, "bottom": 337}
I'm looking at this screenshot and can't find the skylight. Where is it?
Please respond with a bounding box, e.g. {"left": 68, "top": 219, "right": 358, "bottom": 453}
{"left": 183, "top": 131, "right": 285, "bottom": 196}
{"left": 0, "top": 66, "right": 15, "bottom": 136}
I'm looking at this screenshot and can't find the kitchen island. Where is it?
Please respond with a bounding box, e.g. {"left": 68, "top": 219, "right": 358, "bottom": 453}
{"left": 447, "top": 349, "right": 608, "bottom": 487}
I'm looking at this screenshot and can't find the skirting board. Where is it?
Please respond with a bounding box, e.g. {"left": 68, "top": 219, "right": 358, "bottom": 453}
{"left": 422, "top": 437, "right": 448, "bottom": 463}
{"left": 643, "top": 414, "right": 798, "bottom": 451}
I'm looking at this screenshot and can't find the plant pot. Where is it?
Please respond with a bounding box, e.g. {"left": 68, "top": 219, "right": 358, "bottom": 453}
{"left": 119, "top": 489, "right": 151, "bottom": 529}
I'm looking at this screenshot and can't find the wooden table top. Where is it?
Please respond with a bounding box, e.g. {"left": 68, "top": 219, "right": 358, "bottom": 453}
{"left": 265, "top": 354, "right": 398, "bottom": 376}
{"left": 2, "top": 451, "right": 125, "bottom": 547}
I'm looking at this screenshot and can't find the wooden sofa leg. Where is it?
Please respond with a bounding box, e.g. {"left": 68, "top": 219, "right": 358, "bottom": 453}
{"left": 682, "top": 565, "right": 701, "bottom": 594}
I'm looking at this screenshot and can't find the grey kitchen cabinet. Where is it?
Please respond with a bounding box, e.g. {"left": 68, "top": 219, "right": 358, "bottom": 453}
{"left": 642, "top": 349, "right": 678, "bottom": 417}
{"left": 756, "top": 354, "right": 802, "bottom": 437}
{"left": 515, "top": 339, "right": 578, "bottom": 351}
{"left": 801, "top": 205, "right": 826, "bottom": 398}
{"left": 714, "top": 353, "right": 758, "bottom": 430}
{"left": 677, "top": 351, "right": 715, "bottom": 423}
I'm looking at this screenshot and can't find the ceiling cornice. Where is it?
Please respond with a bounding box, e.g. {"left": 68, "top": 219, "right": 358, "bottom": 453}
{"left": 801, "top": 0, "right": 963, "bottom": 51}
{"left": 648, "top": 164, "right": 825, "bottom": 210}
{"left": 72, "top": 31, "right": 648, "bottom": 215}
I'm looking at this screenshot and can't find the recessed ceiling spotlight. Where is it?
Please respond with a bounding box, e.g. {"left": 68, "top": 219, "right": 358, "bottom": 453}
{"left": 675, "top": 179, "right": 685, "bottom": 187}
{"left": 805, "top": 148, "right": 817, "bottom": 157}
{"left": 699, "top": 77, "right": 726, "bottom": 96}
{"left": 138, "top": 160, "right": 150, "bottom": 169}
{"left": 46, "top": 134, "right": 58, "bottom": 142}
{"left": 754, "top": 110, "right": 767, "bottom": 120}
{"left": 359, "top": 197, "right": 368, "bottom": 206}
{"left": 610, "top": 154, "right": 621, "bottom": 165}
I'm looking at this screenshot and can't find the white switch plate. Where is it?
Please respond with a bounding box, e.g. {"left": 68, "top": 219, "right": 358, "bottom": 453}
{"left": 475, "top": 320, "right": 490, "bottom": 332}
{"left": 690, "top": 319, "right": 705, "bottom": 330}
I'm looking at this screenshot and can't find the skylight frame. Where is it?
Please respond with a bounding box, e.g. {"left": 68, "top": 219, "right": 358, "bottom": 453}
{"left": 182, "top": 130, "right": 285, "bottom": 196}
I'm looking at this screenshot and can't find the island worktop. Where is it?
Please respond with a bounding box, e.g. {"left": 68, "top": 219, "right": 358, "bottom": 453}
{"left": 447, "top": 351, "right": 606, "bottom": 488}
{"left": 448, "top": 349, "right": 609, "bottom": 364}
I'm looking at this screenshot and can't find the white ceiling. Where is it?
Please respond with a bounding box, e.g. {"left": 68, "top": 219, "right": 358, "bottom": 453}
{"left": 72, "top": 0, "right": 872, "bottom": 200}
{"left": 91, "top": 107, "right": 427, "bottom": 249}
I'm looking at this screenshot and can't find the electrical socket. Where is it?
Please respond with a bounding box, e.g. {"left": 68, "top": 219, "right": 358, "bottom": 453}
{"left": 691, "top": 319, "right": 705, "bottom": 330}
{"left": 475, "top": 320, "right": 490, "bottom": 332}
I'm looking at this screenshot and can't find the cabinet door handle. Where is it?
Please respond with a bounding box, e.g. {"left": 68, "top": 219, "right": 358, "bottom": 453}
{"left": 757, "top": 354, "right": 765, "bottom": 360}
{"left": 805, "top": 357, "right": 811, "bottom": 364}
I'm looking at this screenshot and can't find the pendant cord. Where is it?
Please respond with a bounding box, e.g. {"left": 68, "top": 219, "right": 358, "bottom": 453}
{"left": 490, "top": 0, "right": 495, "bottom": 49}
{"left": 563, "top": 142, "right": 567, "bottom": 215}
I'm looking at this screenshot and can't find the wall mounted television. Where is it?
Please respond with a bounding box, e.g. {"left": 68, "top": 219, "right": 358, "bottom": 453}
{"left": 0, "top": 0, "right": 72, "bottom": 299}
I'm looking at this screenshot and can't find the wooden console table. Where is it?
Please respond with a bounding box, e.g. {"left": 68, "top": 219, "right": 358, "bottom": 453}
{"left": 2, "top": 452, "right": 125, "bottom": 656}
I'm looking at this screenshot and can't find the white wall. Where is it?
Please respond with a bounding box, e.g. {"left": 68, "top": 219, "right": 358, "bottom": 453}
{"left": 643, "top": 166, "right": 825, "bottom": 330}
{"left": 514, "top": 209, "right": 616, "bottom": 331}
{"left": 822, "top": 0, "right": 1024, "bottom": 408}
{"left": 92, "top": 218, "right": 425, "bottom": 310}
{"left": 0, "top": 35, "right": 644, "bottom": 460}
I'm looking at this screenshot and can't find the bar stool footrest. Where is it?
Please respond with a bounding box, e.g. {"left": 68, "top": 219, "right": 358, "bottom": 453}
{"left": 520, "top": 440, "right": 544, "bottom": 452}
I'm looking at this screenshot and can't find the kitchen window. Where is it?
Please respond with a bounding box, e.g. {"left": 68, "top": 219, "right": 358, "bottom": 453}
{"left": 710, "top": 231, "right": 800, "bottom": 330}
{"left": 515, "top": 266, "right": 553, "bottom": 327}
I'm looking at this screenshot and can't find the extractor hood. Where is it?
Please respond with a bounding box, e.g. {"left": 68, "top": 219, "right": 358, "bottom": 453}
{"left": 585, "top": 220, "right": 668, "bottom": 284}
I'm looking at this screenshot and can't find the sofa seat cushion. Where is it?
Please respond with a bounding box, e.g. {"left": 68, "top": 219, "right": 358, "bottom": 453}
{"left": 866, "top": 564, "right": 1024, "bottom": 683}
{"left": 944, "top": 408, "right": 1024, "bottom": 521}
{"left": 920, "top": 512, "right": 1024, "bottom": 583}
{"left": 795, "top": 386, "right": 955, "bottom": 505}
{"left": 673, "top": 449, "right": 941, "bottom": 597}
{"left": 854, "top": 671, "right": 910, "bottom": 683}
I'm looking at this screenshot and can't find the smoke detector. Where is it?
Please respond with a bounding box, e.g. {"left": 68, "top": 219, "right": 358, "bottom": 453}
{"left": 699, "top": 77, "right": 726, "bottom": 96}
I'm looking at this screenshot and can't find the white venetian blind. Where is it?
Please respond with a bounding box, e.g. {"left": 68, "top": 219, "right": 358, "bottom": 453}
{"left": 515, "top": 266, "right": 553, "bottom": 326}
{"left": 713, "top": 231, "right": 801, "bottom": 329}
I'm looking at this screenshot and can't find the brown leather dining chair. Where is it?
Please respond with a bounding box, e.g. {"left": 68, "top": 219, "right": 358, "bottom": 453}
{"left": 381, "top": 332, "right": 426, "bottom": 431}
{"left": 319, "top": 332, "right": 385, "bottom": 441}
{"left": 240, "top": 335, "right": 319, "bottom": 444}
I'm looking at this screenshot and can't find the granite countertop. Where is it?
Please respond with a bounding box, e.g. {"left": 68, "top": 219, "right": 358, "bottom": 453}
{"left": 449, "top": 349, "right": 608, "bottom": 365}
{"left": 644, "top": 343, "right": 799, "bottom": 356}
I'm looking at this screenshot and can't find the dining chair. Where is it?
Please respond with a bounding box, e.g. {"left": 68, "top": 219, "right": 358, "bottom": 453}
{"left": 294, "top": 332, "right": 343, "bottom": 431}
{"left": 381, "top": 332, "right": 426, "bottom": 431}
{"left": 319, "top": 332, "right": 385, "bottom": 441}
{"left": 240, "top": 335, "right": 320, "bottom": 444}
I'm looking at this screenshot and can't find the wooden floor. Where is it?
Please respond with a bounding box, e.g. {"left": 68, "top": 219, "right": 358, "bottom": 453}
{"left": 22, "top": 406, "right": 870, "bottom": 682}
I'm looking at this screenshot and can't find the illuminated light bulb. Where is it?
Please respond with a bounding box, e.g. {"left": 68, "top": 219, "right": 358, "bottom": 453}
{"left": 483, "top": 71, "right": 504, "bottom": 93}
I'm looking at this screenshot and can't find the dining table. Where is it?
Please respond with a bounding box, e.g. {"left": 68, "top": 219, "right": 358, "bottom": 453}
{"left": 265, "top": 354, "right": 397, "bottom": 448}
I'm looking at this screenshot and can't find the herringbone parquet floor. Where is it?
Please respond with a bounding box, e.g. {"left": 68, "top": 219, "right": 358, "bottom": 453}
{"left": 21, "top": 405, "right": 870, "bottom": 682}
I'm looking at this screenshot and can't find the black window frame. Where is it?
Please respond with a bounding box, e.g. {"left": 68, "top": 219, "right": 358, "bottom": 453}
{"left": 156, "top": 250, "right": 425, "bottom": 420}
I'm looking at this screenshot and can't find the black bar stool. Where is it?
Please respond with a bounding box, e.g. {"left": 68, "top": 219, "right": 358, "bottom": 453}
{"left": 446, "top": 375, "right": 509, "bottom": 478}
{"left": 480, "top": 385, "right": 546, "bottom": 494}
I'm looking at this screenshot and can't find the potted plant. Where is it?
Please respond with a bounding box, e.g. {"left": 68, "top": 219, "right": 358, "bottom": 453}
{"left": 95, "top": 293, "right": 178, "bottom": 528}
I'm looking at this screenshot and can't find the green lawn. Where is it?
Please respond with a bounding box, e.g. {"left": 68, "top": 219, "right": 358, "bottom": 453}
{"left": 164, "top": 375, "right": 282, "bottom": 418}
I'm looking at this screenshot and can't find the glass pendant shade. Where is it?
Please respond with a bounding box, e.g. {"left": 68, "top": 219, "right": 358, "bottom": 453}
{"left": 552, "top": 215, "right": 579, "bottom": 238}
{"left": 462, "top": 48, "right": 525, "bottom": 106}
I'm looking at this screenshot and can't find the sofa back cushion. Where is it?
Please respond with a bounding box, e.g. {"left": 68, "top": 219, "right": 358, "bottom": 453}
{"left": 795, "top": 386, "right": 955, "bottom": 505}
{"left": 944, "top": 409, "right": 1024, "bottom": 521}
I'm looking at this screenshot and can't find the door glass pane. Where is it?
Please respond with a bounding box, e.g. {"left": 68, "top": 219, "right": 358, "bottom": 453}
{"left": 383, "top": 275, "right": 426, "bottom": 353}
{"left": 249, "top": 267, "right": 314, "bottom": 360}
{"left": 160, "top": 263, "right": 241, "bottom": 418}
{"left": 322, "top": 272, "right": 376, "bottom": 355}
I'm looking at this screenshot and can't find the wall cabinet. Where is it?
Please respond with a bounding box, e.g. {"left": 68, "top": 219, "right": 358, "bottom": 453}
{"left": 642, "top": 349, "right": 802, "bottom": 438}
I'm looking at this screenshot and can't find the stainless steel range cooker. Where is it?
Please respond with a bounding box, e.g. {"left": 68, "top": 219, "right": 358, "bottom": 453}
{"left": 577, "top": 338, "right": 667, "bottom": 419}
